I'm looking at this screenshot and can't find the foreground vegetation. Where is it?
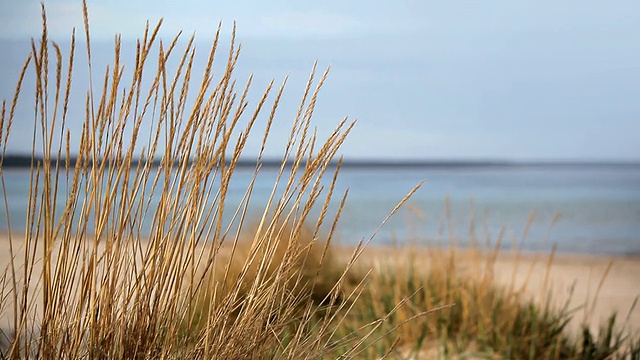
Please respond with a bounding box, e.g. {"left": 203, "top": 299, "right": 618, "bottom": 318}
{"left": 1, "top": 2, "right": 639, "bottom": 358}
{"left": 335, "top": 243, "right": 640, "bottom": 359}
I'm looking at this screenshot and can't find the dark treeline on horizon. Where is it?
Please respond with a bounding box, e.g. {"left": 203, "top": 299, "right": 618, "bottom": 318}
{"left": 1, "top": 154, "right": 639, "bottom": 170}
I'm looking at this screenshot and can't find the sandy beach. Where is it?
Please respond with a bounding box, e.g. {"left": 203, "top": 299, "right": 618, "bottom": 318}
{"left": 490, "top": 250, "right": 640, "bottom": 336}
{"left": 1, "top": 234, "right": 639, "bottom": 339}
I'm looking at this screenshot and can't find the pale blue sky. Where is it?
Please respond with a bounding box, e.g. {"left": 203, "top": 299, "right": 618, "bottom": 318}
{"left": 1, "top": 0, "right": 639, "bottom": 161}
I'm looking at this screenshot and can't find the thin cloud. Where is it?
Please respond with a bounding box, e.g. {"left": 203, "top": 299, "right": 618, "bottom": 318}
{"left": 1, "top": 1, "right": 368, "bottom": 41}
{"left": 260, "top": 10, "right": 363, "bottom": 38}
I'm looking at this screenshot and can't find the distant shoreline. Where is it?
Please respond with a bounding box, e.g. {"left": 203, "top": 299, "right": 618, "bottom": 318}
{"left": 2, "top": 154, "right": 639, "bottom": 169}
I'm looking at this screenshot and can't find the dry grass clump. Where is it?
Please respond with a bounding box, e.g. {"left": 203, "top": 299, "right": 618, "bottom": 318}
{"left": 187, "top": 220, "right": 349, "bottom": 332}
{"left": 0, "top": 2, "right": 419, "bottom": 358}
{"left": 342, "top": 246, "right": 574, "bottom": 359}
{"left": 336, "top": 237, "right": 640, "bottom": 359}
{"left": 219, "top": 220, "right": 346, "bottom": 303}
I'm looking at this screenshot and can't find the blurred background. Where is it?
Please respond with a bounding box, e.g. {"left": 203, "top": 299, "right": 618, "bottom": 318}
{"left": 2, "top": 0, "right": 639, "bottom": 160}
{"left": 1, "top": 0, "right": 639, "bottom": 254}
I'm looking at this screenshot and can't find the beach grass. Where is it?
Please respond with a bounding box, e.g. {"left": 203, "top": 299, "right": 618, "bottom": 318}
{"left": 330, "top": 244, "right": 640, "bottom": 359}
{"left": 1, "top": 1, "right": 640, "bottom": 359}
{"left": 0, "top": 1, "right": 421, "bottom": 357}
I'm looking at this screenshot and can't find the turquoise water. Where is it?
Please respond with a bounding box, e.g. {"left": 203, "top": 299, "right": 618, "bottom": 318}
{"left": 1, "top": 164, "right": 639, "bottom": 255}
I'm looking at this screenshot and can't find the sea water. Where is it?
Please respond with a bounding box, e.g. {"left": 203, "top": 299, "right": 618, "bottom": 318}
{"left": 1, "top": 164, "right": 639, "bottom": 255}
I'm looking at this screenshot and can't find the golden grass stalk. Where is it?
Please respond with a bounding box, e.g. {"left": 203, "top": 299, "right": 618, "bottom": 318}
{"left": 0, "top": 2, "right": 422, "bottom": 358}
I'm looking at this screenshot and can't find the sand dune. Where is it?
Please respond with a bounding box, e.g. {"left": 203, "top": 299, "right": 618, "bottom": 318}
{"left": 349, "top": 245, "right": 640, "bottom": 337}
{"left": 1, "top": 234, "right": 639, "bottom": 339}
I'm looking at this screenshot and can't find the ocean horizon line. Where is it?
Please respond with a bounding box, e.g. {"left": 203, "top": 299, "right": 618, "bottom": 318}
{"left": 1, "top": 154, "right": 640, "bottom": 169}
